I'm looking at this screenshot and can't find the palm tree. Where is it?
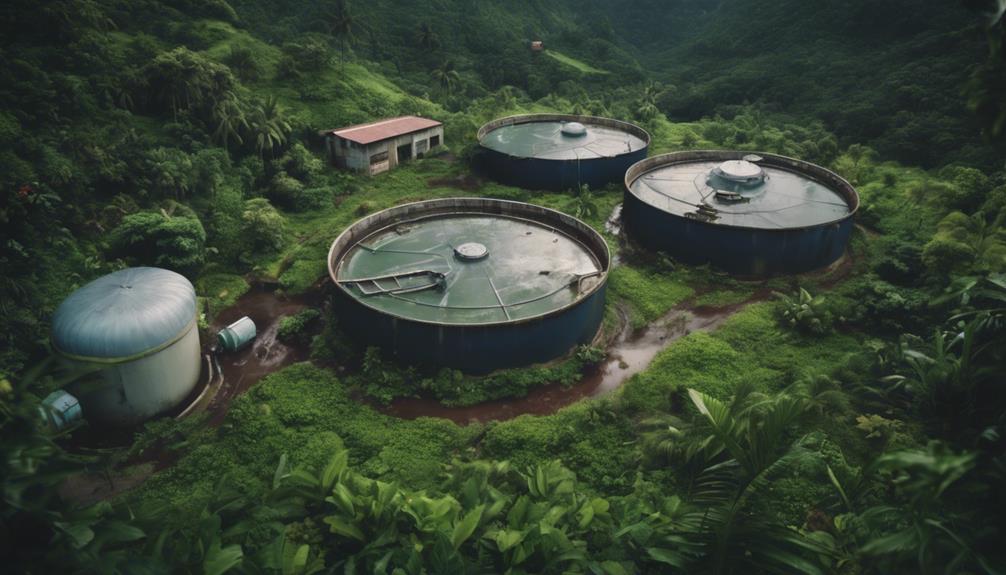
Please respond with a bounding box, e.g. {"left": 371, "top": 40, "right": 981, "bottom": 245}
{"left": 415, "top": 22, "right": 440, "bottom": 52}
{"left": 211, "top": 95, "right": 247, "bottom": 152}
{"left": 493, "top": 85, "right": 517, "bottom": 112}
{"left": 644, "top": 389, "right": 831, "bottom": 574}
{"left": 327, "top": 0, "right": 355, "bottom": 62}
{"left": 432, "top": 60, "right": 460, "bottom": 94}
{"left": 247, "top": 96, "right": 292, "bottom": 159}
{"left": 636, "top": 81, "right": 664, "bottom": 121}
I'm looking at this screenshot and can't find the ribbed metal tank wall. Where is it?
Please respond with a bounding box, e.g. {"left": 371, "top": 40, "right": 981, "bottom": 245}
{"left": 51, "top": 267, "right": 201, "bottom": 426}
{"left": 622, "top": 151, "right": 859, "bottom": 276}
{"left": 477, "top": 114, "right": 650, "bottom": 191}
{"left": 328, "top": 198, "right": 610, "bottom": 373}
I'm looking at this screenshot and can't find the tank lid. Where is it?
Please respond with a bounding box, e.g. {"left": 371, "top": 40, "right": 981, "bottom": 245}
{"left": 561, "top": 122, "right": 587, "bottom": 136}
{"left": 454, "top": 242, "right": 489, "bottom": 261}
{"left": 51, "top": 267, "right": 197, "bottom": 361}
{"left": 716, "top": 160, "right": 763, "bottom": 179}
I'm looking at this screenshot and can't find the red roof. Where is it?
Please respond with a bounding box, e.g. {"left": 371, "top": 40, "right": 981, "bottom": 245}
{"left": 324, "top": 116, "right": 442, "bottom": 145}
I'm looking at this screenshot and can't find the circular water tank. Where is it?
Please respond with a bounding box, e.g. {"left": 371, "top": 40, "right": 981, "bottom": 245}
{"left": 328, "top": 198, "right": 609, "bottom": 372}
{"left": 51, "top": 267, "right": 201, "bottom": 426}
{"left": 477, "top": 114, "right": 649, "bottom": 191}
{"left": 623, "top": 151, "right": 859, "bottom": 276}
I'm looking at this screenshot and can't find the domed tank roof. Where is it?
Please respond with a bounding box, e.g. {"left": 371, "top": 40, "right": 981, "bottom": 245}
{"left": 715, "top": 160, "right": 764, "bottom": 181}
{"left": 561, "top": 122, "right": 587, "bottom": 136}
{"left": 52, "top": 267, "right": 197, "bottom": 361}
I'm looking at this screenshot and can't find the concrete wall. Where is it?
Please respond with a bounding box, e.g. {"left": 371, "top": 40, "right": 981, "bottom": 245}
{"left": 327, "top": 125, "right": 444, "bottom": 176}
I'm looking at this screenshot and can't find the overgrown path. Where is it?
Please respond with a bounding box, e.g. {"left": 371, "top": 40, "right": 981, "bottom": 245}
{"left": 380, "top": 296, "right": 762, "bottom": 424}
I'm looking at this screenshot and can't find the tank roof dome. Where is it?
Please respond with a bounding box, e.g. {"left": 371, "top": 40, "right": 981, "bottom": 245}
{"left": 51, "top": 267, "right": 197, "bottom": 361}
{"left": 716, "top": 160, "right": 764, "bottom": 180}
{"left": 561, "top": 122, "right": 587, "bottom": 136}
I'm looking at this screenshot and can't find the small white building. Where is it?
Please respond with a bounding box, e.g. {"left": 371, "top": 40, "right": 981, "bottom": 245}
{"left": 320, "top": 116, "right": 444, "bottom": 176}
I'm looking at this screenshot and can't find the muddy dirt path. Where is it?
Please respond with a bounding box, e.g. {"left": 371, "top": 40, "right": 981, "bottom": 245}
{"left": 381, "top": 300, "right": 748, "bottom": 424}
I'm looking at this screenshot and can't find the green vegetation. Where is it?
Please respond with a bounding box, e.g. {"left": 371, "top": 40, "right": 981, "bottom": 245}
{"left": 544, "top": 50, "right": 609, "bottom": 75}
{"left": 3, "top": 0, "right": 1006, "bottom": 573}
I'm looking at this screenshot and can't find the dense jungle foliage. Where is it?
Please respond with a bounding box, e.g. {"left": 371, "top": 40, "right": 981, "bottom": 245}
{"left": 2, "top": 0, "right": 1006, "bottom": 573}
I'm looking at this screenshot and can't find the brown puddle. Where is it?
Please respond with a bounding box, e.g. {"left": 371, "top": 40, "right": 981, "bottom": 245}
{"left": 381, "top": 303, "right": 744, "bottom": 425}
{"left": 206, "top": 284, "right": 318, "bottom": 424}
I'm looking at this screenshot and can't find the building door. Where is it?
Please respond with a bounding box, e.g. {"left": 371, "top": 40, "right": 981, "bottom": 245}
{"left": 397, "top": 143, "right": 412, "bottom": 164}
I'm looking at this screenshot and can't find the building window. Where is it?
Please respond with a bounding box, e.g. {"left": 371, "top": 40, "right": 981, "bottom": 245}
{"left": 370, "top": 151, "right": 389, "bottom": 164}
{"left": 430, "top": 135, "right": 440, "bottom": 148}
{"left": 415, "top": 139, "right": 429, "bottom": 154}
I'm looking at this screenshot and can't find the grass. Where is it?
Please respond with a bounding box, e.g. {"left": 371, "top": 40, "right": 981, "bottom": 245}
{"left": 129, "top": 363, "right": 479, "bottom": 514}
{"left": 544, "top": 51, "right": 609, "bottom": 75}
{"left": 195, "top": 273, "right": 250, "bottom": 318}
{"left": 607, "top": 265, "right": 695, "bottom": 328}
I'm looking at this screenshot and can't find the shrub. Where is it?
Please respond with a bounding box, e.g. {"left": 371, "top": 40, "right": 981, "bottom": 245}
{"left": 108, "top": 211, "right": 206, "bottom": 276}
{"left": 775, "top": 288, "right": 834, "bottom": 336}
{"left": 297, "top": 187, "right": 333, "bottom": 211}
{"left": 277, "top": 309, "right": 321, "bottom": 344}
{"left": 241, "top": 198, "right": 285, "bottom": 254}
{"left": 267, "top": 173, "right": 305, "bottom": 209}
{"left": 278, "top": 143, "right": 324, "bottom": 183}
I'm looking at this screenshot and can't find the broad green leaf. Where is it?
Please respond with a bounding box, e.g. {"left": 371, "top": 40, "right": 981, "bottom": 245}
{"left": 95, "top": 520, "right": 145, "bottom": 546}
{"left": 273, "top": 453, "right": 289, "bottom": 490}
{"left": 203, "top": 542, "right": 243, "bottom": 575}
{"left": 451, "top": 504, "right": 485, "bottom": 549}
{"left": 332, "top": 482, "right": 355, "bottom": 516}
{"left": 646, "top": 547, "right": 684, "bottom": 567}
{"left": 600, "top": 560, "right": 629, "bottom": 575}
{"left": 61, "top": 523, "right": 95, "bottom": 549}
{"left": 282, "top": 544, "right": 309, "bottom": 575}
{"left": 577, "top": 501, "right": 595, "bottom": 528}
{"left": 495, "top": 529, "right": 526, "bottom": 552}
{"left": 826, "top": 465, "right": 851, "bottom": 511}
{"left": 321, "top": 450, "right": 348, "bottom": 492}
{"left": 323, "top": 516, "right": 365, "bottom": 542}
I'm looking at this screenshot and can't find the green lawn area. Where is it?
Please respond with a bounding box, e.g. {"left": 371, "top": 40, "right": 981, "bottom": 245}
{"left": 544, "top": 50, "right": 609, "bottom": 75}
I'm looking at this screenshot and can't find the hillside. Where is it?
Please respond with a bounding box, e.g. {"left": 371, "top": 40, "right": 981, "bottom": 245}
{"left": 2, "top": 1, "right": 1006, "bottom": 574}
{"left": 587, "top": 0, "right": 1000, "bottom": 168}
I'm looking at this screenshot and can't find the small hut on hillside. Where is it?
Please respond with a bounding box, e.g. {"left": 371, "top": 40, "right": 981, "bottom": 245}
{"left": 320, "top": 116, "right": 444, "bottom": 176}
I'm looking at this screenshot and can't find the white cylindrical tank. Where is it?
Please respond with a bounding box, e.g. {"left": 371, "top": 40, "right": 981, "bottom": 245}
{"left": 51, "top": 267, "right": 201, "bottom": 426}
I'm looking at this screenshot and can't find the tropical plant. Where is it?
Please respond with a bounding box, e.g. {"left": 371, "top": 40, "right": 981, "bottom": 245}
{"left": 922, "top": 211, "right": 1006, "bottom": 276}
{"left": 832, "top": 442, "right": 997, "bottom": 570}
{"left": 776, "top": 287, "right": 834, "bottom": 335}
{"left": 572, "top": 184, "right": 598, "bottom": 220}
{"left": 212, "top": 95, "right": 248, "bottom": 152}
{"left": 241, "top": 198, "right": 286, "bottom": 254}
{"left": 247, "top": 96, "right": 293, "bottom": 159}
{"left": 223, "top": 45, "right": 262, "bottom": 82}
{"left": 108, "top": 210, "right": 206, "bottom": 276}
{"left": 414, "top": 22, "right": 440, "bottom": 52}
{"left": 432, "top": 60, "right": 460, "bottom": 93}
{"left": 326, "top": 0, "right": 355, "bottom": 61}
{"left": 635, "top": 389, "right": 832, "bottom": 574}
{"left": 140, "top": 47, "right": 237, "bottom": 120}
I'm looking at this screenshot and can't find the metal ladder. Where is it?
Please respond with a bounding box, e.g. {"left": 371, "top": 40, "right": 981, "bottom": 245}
{"left": 341, "top": 270, "right": 445, "bottom": 296}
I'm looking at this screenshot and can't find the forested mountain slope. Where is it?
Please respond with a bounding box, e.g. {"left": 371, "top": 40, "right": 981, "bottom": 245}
{"left": 587, "top": 0, "right": 998, "bottom": 167}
